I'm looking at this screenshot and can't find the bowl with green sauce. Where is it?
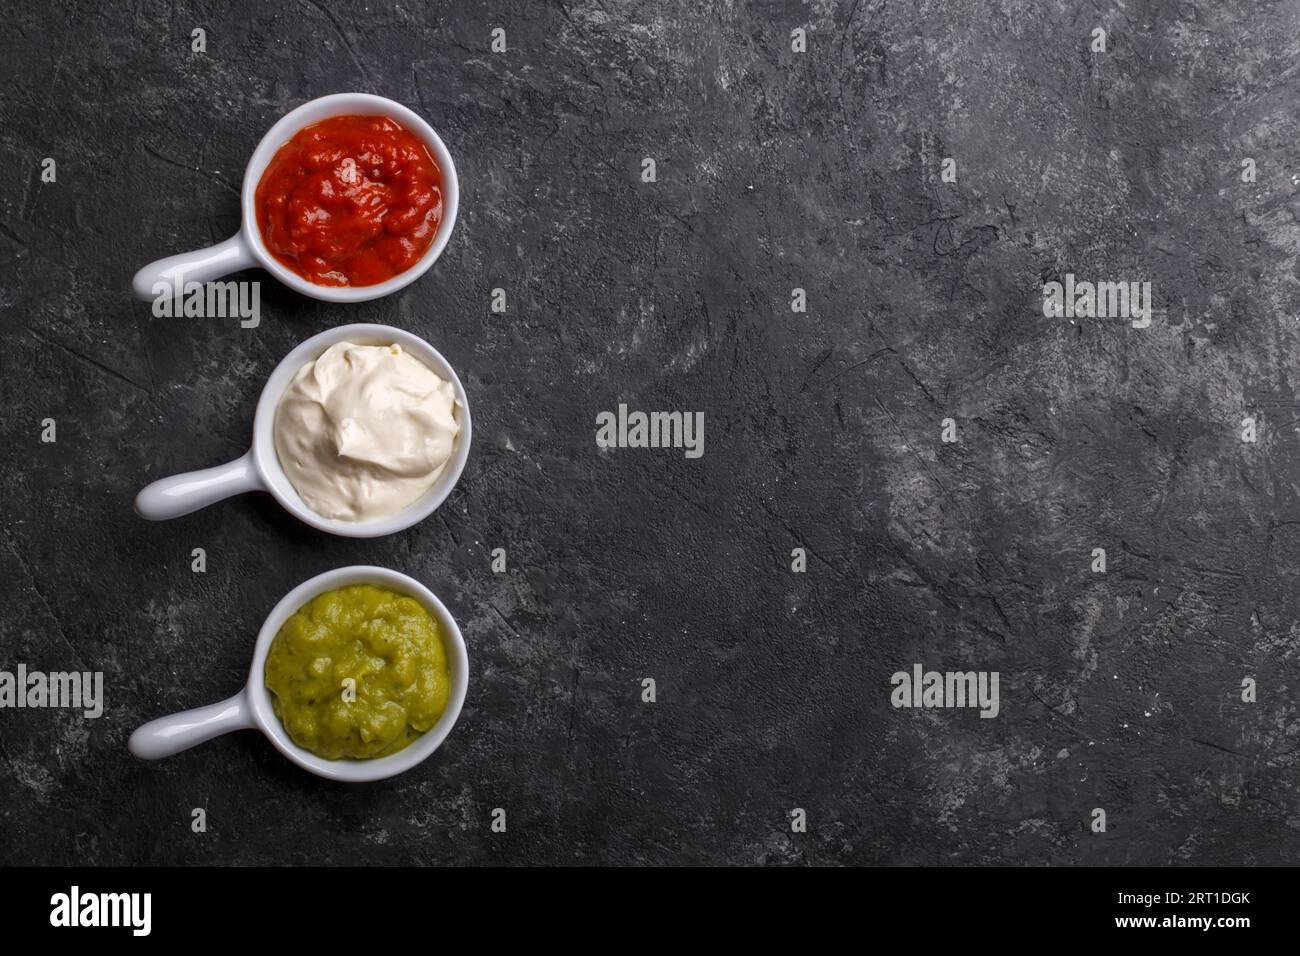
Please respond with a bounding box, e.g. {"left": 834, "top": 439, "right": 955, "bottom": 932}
{"left": 128, "top": 566, "right": 469, "bottom": 782}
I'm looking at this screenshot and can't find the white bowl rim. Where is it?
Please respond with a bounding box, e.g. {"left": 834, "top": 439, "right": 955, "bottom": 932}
{"left": 251, "top": 322, "right": 472, "bottom": 538}
{"left": 246, "top": 566, "right": 470, "bottom": 782}
{"left": 238, "top": 93, "right": 460, "bottom": 303}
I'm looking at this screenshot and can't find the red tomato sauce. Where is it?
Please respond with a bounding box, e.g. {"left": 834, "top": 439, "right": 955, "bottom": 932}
{"left": 255, "top": 115, "right": 444, "bottom": 287}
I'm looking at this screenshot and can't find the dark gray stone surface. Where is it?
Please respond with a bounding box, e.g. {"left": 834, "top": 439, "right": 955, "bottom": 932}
{"left": 3, "top": 0, "right": 1300, "bottom": 865}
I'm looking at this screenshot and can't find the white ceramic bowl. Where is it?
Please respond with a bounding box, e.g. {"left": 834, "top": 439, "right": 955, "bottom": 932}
{"left": 134, "top": 323, "right": 472, "bottom": 537}
{"left": 131, "top": 93, "right": 459, "bottom": 303}
{"left": 128, "top": 566, "right": 469, "bottom": 782}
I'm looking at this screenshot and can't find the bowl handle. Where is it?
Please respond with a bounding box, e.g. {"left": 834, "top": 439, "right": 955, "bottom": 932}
{"left": 135, "top": 449, "right": 266, "bottom": 520}
{"left": 129, "top": 689, "right": 256, "bottom": 760}
{"left": 131, "top": 233, "right": 256, "bottom": 301}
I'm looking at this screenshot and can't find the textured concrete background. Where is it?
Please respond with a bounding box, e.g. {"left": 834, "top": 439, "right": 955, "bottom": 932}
{"left": 3, "top": 0, "right": 1300, "bottom": 865}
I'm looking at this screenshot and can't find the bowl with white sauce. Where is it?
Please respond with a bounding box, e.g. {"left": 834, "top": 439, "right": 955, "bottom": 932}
{"left": 134, "top": 323, "right": 471, "bottom": 538}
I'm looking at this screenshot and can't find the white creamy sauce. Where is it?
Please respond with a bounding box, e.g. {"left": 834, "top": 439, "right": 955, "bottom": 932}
{"left": 274, "top": 342, "right": 459, "bottom": 521}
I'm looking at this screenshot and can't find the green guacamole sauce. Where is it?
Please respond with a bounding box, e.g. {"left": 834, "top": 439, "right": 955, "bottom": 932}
{"left": 265, "top": 584, "right": 451, "bottom": 760}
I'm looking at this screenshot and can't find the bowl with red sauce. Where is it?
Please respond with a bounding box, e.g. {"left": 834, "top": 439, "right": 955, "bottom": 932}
{"left": 132, "top": 93, "right": 459, "bottom": 303}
